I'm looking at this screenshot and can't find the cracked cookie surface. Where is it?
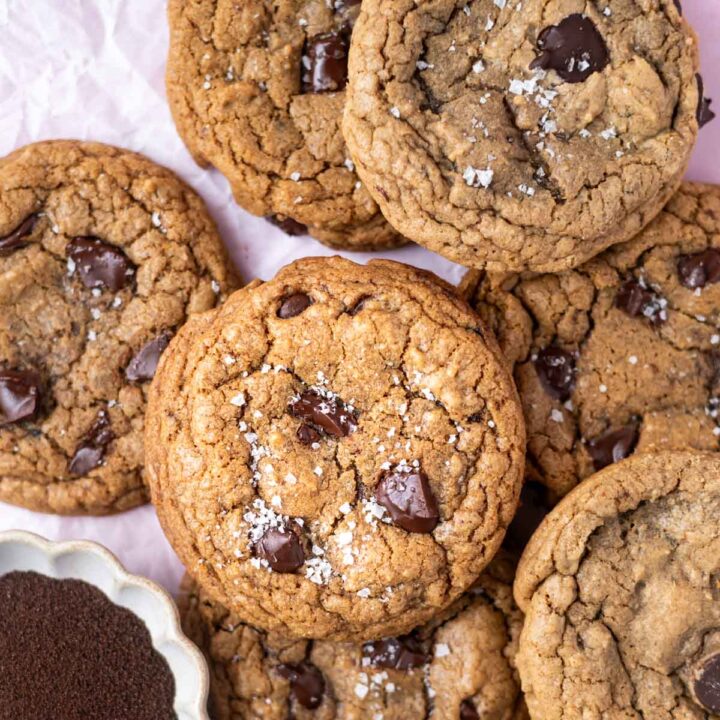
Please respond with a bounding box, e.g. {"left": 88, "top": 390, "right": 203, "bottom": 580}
{"left": 463, "top": 182, "right": 720, "bottom": 498}
{"left": 0, "top": 140, "right": 237, "bottom": 515}
{"left": 180, "top": 554, "right": 528, "bottom": 719}
{"left": 146, "top": 256, "right": 524, "bottom": 641}
{"left": 343, "top": 0, "right": 702, "bottom": 272}
{"left": 166, "top": 0, "right": 404, "bottom": 251}
{"left": 514, "top": 451, "right": 720, "bottom": 720}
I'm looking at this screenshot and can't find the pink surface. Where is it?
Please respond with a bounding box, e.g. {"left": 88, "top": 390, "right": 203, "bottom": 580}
{"left": 0, "top": 0, "right": 718, "bottom": 595}
{"left": 685, "top": 1, "right": 720, "bottom": 182}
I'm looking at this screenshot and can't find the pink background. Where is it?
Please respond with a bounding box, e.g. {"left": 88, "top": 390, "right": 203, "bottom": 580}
{"left": 0, "top": 0, "right": 718, "bottom": 594}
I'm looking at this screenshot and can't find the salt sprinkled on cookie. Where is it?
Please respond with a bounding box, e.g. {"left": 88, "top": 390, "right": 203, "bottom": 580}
{"left": 344, "top": 0, "right": 705, "bottom": 272}
{"left": 465, "top": 182, "right": 720, "bottom": 496}
{"left": 147, "top": 257, "right": 524, "bottom": 641}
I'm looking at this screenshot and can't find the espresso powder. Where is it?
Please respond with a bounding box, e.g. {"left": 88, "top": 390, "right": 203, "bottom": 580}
{"left": 0, "top": 570, "right": 176, "bottom": 720}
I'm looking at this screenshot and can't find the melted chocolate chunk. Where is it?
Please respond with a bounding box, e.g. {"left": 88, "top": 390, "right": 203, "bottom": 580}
{"left": 460, "top": 699, "right": 480, "bottom": 720}
{"left": 125, "top": 331, "right": 173, "bottom": 383}
{"left": 290, "top": 389, "right": 356, "bottom": 438}
{"left": 615, "top": 279, "right": 667, "bottom": 325}
{"left": 277, "top": 662, "right": 325, "bottom": 709}
{"left": 362, "top": 635, "right": 429, "bottom": 670}
{"left": 673, "top": 0, "right": 682, "bottom": 14}
{"left": 697, "top": 75, "right": 716, "bottom": 128}
{"left": 69, "top": 410, "right": 114, "bottom": 476}
{"left": 693, "top": 654, "right": 720, "bottom": 713}
{"left": 267, "top": 215, "right": 308, "bottom": 236}
{"left": 347, "top": 295, "right": 371, "bottom": 316}
{"left": 586, "top": 424, "right": 638, "bottom": 471}
{"left": 278, "top": 293, "right": 313, "bottom": 319}
{"left": 375, "top": 470, "right": 440, "bottom": 534}
{"left": 67, "top": 237, "right": 134, "bottom": 292}
{"left": 297, "top": 424, "right": 321, "bottom": 446}
{"left": 531, "top": 14, "right": 609, "bottom": 83}
{"left": 534, "top": 346, "right": 576, "bottom": 401}
{"left": 0, "top": 369, "right": 42, "bottom": 425}
{"left": 503, "top": 480, "right": 553, "bottom": 554}
{"left": 253, "top": 527, "right": 305, "bottom": 573}
{"left": 0, "top": 214, "right": 39, "bottom": 255}
{"left": 678, "top": 248, "right": 720, "bottom": 289}
{"left": 302, "top": 32, "right": 349, "bottom": 93}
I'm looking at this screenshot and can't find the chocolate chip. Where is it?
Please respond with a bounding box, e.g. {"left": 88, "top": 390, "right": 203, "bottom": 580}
{"left": 615, "top": 279, "right": 667, "bottom": 325}
{"left": 67, "top": 237, "right": 134, "bottom": 292}
{"left": 375, "top": 469, "right": 440, "bottom": 534}
{"left": 125, "top": 331, "right": 173, "bottom": 383}
{"left": 586, "top": 424, "right": 638, "bottom": 471}
{"left": 267, "top": 216, "right": 308, "bottom": 236}
{"left": 277, "top": 663, "right": 325, "bottom": 709}
{"left": 460, "top": 700, "right": 480, "bottom": 720}
{"left": 362, "top": 635, "right": 429, "bottom": 670}
{"left": 69, "top": 410, "right": 114, "bottom": 476}
{"left": 297, "top": 424, "right": 321, "bottom": 445}
{"left": 673, "top": 0, "right": 682, "bottom": 14}
{"left": 302, "top": 32, "right": 349, "bottom": 93}
{"left": 616, "top": 279, "right": 651, "bottom": 316}
{"left": 534, "top": 346, "right": 576, "bottom": 401}
{"left": 503, "top": 480, "right": 553, "bottom": 554}
{"left": 347, "top": 296, "right": 370, "bottom": 316}
{"left": 0, "top": 369, "right": 42, "bottom": 425}
{"left": 253, "top": 527, "right": 305, "bottom": 573}
{"left": 678, "top": 248, "right": 720, "bottom": 289}
{"left": 697, "top": 75, "right": 716, "bottom": 129}
{"left": 531, "top": 14, "right": 609, "bottom": 83}
{"left": 278, "top": 293, "right": 313, "bottom": 319}
{"left": 693, "top": 654, "right": 720, "bottom": 713}
{"left": 708, "top": 354, "right": 720, "bottom": 390}
{"left": 0, "top": 214, "right": 39, "bottom": 256}
{"left": 289, "top": 389, "right": 356, "bottom": 438}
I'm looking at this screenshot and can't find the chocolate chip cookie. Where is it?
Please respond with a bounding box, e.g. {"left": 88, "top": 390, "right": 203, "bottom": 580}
{"left": 166, "top": 0, "right": 405, "bottom": 251}
{"left": 514, "top": 450, "right": 720, "bottom": 719}
{"left": 146, "top": 256, "right": 524, "bottom": 641}
{"left": 343, "top": 0, "right": 705, "bottom": 272}
{"left": 0, "top": 140, "right": 237, "bottom": 514}
{"left": 180, "top": 555, "right": 527, "bottom": 719}
{"left": 462, "top": 182, "right": 720, "bottom": 498}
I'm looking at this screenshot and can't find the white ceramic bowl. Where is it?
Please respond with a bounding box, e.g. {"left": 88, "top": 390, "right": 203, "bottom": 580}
{"left": 0, "top": 530, "right": 209, "bottom": 720}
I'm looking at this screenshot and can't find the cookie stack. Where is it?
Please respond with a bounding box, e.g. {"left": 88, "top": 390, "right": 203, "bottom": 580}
{"left": 166, "top": 0, "right": 709, "bottom": 272}
{"left": 157, "top": 0, "right": 720, "bottom": 715}
{"left": 147, "top": 257, "right": 528, "bottom": 716}
{"left": 1, "top": 0, "right": 719, "bottom": 718}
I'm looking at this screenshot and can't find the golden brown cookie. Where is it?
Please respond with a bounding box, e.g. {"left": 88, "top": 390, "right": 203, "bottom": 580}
{"left": 463, "top": 182, "right": 720, "bottom": 498}
{"left": 343, "top": 0, "right": 705, "bottom": 271}
{"left": 0, "top": 140, "right": 237, "bottom": 515}
{"left": 166, "top": 0, "right": 405, "bottom": 251}
{"left": 515, "top": 451, "right": 720, "bottom": 719}
{"left": 180, "top": 555, "right": 527, "bottom": 719}
{"left": 147, "top": 256, "right": 525, "bottom": 641}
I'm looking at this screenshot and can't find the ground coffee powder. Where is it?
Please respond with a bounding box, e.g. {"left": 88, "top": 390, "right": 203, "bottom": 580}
{"left": 0, "top": 570, "right": 176, "bottom": 720}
